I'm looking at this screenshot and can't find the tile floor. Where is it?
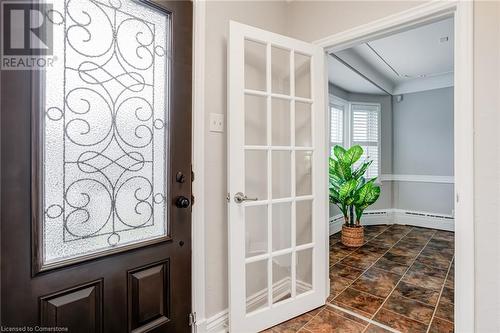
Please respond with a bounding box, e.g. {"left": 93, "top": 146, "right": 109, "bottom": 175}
{"left": 262, "top": 225, "right": 455, "bottom": 333}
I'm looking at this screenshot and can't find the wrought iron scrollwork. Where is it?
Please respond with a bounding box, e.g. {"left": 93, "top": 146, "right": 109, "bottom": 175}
{"left": 44, "top": 0, "right": 169, "bottom": 253}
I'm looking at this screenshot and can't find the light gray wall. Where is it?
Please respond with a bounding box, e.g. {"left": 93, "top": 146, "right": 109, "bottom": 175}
{"left": 392, "top": 87, "right": 454, "bottom": 176}
{"left": 392, "top": 87, "right": 454, "bottom": 215}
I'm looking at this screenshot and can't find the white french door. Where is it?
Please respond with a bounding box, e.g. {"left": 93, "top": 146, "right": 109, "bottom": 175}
{"left": 228, "top": 21, "right": 327, "bottom": 332}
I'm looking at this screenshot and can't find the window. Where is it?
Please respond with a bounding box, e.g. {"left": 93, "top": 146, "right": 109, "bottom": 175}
{"left": 329, "top": 96, "right": 347, "bottom": 154}
{"left": 329, "top": 96, "right": 380, "bottom": 179}
{"left": 41, "top": 0, "right": 171, "bottom": 266}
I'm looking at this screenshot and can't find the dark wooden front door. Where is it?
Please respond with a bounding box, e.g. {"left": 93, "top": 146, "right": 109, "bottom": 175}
{"left": 1, "top": 0, "right": 193, "bottom": 332}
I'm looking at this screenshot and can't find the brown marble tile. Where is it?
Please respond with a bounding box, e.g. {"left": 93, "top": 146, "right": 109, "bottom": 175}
{"left": 392, "top": 240, "right": 426, "bottom": 253}
{"left": 405, "top": 227, "right": 432, "bottom": 238}
{"left": 388, "top": 225, "right": 413, "bottom": 234}
{"left": 382, "top": 294, "right": 434, "bottom": 324}
{"left": 306, "top": 306, "right": 324, "bottom": 318}
{"left": 373, "top": 308, "right": 428, "bottom": 333}
{"left": 402, "top": 262, "right": 447, "bottom": 290}
{"left": 330, "top": 251, "right": 348, "bottom": 266}
{"left": 330, "top": 300, "right": 373, "bottom": 318}
{"left": 421, "top": 244, "right": 454, "bottom": 260}
{"left": 435, "top": 299, "right": 454, "bottom": 322}
{"left": 330, "top": 276, "right": 352, "bottom": 297}
{"left": 393, "top": 281, "right": 440, "bottom": 306}
{"left": 401, "top": 238, "right": 429, "bottom": 249}
{"left": 364, "top": 226, "right": 389, "bottom": 239}
{"left": 330, "top": 232, "right": 342, "bottom": 243}
{"left": 366, "top": 237, "right": 395, "bottom": 248}
{"left": 382, "top": 251, "right": 415, "bottom": 265}
{"left": 375, "top": 233, "right": 405, "bottom": 244}
{"left": 373, "top": 257, "right": 409, "bottom": 275}
{"left": 427, "top": 238, "right": 454, "bottom": 251}
{"left": 364, "top": 324, "right": 394, "bottom": 333}
{"left": 304, "top": 308, "right": 366, "bottom": 333}
{"left": 440, "top": 287, "right": 454, "bottom": 304}
{"left": 429, "top": 317, "right": 454, "bottom": 333}
{"left": 388, "top": 246, "right": 419, "bottom": 259}
{"left": 334, "top": 287, "right": 384, "bottom": 316}
{"left": 351, "top": 267, "right": 401, "bottom": 298}
{"left": 330, "top": 263, "right": 364, "bottom": 281}
{"left": 356, "top": 244, "right": 387, "bottom": 257}
{"left": 326, "top": 306, "right": 368, "bottom": 325}
{"left": 415, "top": 254, "right": 452, "bottom": 270}
{"left": 365, "top": 225, "right": 390, "bottom": 233}
{"left": 264, "top": 312, "right": 312, "bottom": 332}
{"left": 444, "top": 277, "right": 454, "bottom": 289}
{"left": 331, "top": 242, "right": 357, "bottom": 255}
{"left": 340, "top": 253, "right": 379, "bottom": 270}
{"left": 432, "top": 231, "right": 454, "bottom": 242}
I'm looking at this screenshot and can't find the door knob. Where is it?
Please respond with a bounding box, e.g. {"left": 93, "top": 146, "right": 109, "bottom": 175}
{"left": 234, "top": 192, "right": 258, "bottom": 204}
{"left": 175, "top": 196, "right": 190, "bottom": 208}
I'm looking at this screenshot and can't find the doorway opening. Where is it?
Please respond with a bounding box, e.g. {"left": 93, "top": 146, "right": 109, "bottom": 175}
{"left": 326, "top": 16, "right": 455, "bottom": 332}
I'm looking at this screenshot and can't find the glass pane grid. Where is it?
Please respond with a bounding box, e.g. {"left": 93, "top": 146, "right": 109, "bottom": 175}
{"left": 244, "top": 43, "right": 313, "bottom": 313}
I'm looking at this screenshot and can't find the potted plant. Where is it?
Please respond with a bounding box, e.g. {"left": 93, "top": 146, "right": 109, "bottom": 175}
{"left": 329, "top": 145, "right": 381, "bottom": 247}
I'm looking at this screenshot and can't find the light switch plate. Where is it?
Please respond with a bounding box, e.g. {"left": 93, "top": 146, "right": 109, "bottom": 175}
{"left": 209, "top": 113, "right": 224, "bottom": 133}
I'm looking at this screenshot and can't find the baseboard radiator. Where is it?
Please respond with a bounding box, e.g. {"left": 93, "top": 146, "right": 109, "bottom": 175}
{"left": 329, "top": 208, "right": 454, "bottom": 235}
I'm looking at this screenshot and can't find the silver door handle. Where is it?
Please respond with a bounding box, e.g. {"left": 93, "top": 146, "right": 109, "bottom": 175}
{"left": 234, "top": 192, "right": 258, "bottom": 203}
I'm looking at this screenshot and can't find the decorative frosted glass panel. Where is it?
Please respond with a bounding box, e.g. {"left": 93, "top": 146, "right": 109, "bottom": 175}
{"left": 42, "top": 0, "right": 171, "bottom": 266}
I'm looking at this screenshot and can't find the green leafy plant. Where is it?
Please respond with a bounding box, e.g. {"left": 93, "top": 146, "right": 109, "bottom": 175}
{"left": 329, "top": 145, "right": 381, "bottom": 227}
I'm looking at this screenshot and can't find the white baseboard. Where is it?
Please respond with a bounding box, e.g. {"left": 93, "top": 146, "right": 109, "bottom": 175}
{"left": 204, "top": 277, "right": 312, "bottom": 333}
{"left": 329, "top": 208, "right": 454, "bottom": 235}
{"left": 204, "top": 309, "right": 228, "bottom": 333}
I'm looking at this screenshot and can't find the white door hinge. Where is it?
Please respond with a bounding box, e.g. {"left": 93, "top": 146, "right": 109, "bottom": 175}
{"left": 189, "top": 312, "right": 197, "bottom": 326}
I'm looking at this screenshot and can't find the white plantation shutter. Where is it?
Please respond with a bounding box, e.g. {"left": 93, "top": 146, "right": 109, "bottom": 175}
{"left": 330, "top": 104, "right": 344, "bottom": 152}
{"left": 350, "top": 103, "right": 380, "bottom": 179}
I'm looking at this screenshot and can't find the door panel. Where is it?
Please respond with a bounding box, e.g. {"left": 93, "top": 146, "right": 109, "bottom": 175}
{"left": 0, "top": 0, "right": 192, "bottom": 332}
{"left": 228, "top": 21, "right": 327, "bottom": 332}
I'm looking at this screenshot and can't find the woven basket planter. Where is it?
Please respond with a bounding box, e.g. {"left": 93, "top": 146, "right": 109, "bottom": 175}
{"left": 341, "top": 225, "right": 364, "bottom": 247}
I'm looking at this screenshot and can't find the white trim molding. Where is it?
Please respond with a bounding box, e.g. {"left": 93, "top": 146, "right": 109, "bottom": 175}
{"left": 380, "top": 174, "right": 454, "bottom": 184}
{"left": 329, "top": 208, "right": 455, "bottom": 235}
{"left": 205, "top": 310, "right": 228, "bottom": 333}
{"left": 192, "top": 1, "right": 206, "bottom": 332}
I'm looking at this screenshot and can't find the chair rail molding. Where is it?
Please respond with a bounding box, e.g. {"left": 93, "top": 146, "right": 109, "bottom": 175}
{"left": 380, "top": 174, "right": 455, "bottom": 184}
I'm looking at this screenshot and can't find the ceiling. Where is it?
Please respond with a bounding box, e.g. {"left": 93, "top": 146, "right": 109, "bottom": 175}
{"left": 329, "top": 17, "right": 454, "bottom": 95}
{"left": 328, "top": 56, "right": 386, "bottom": 95}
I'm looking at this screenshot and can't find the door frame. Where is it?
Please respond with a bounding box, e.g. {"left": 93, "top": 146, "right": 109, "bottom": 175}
{"left": 314, "top": 1, "right": 474, "bottom": 332}
{"left": 191, "top": 1, "right": 474, "bottom": 332}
